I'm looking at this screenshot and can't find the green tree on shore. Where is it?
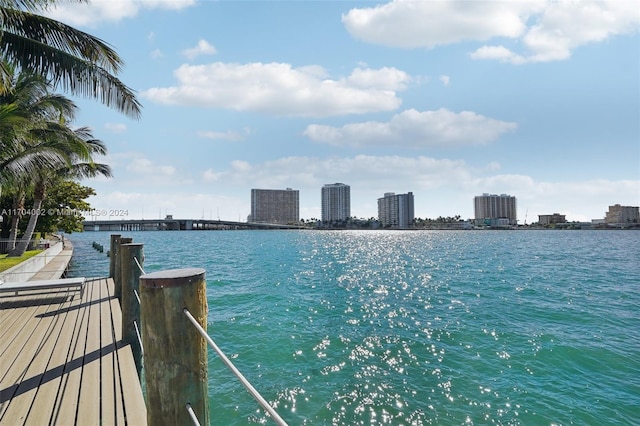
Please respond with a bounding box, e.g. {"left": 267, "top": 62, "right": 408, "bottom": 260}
{"left": 8, "top": 123, "right": 111, "bottom": 257}
{"left": 0, "top": 64, "right": 111, "bottom": 255}
{"left": 38, "top": 179, "right": 96, "bottom": 233}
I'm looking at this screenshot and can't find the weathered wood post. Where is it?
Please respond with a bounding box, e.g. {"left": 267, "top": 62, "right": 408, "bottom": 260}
{"left": 109, "top": 234, "right": 121, "bottom": 278}
{"left": 140, "top": 268, "right": 209, "bottom": 426}
{"left": 120, "top": 242, "right": 144, "bottom": 376}
{"left": 114, "top": 237, "right": 133, "bottom": 302}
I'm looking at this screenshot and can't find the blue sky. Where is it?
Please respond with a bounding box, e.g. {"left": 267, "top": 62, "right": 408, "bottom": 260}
{"left": 47, "top": 0, "right": 639, "bottom": 223}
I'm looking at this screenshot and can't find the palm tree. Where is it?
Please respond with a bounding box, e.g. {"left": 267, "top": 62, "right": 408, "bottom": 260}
{"left": 0, "top": 60, "right": 74, "bottom": 196}
{"left": 0, "top": 0, "right": 141, "bottom": 118}
{"left": 0, "top": 63, "right": 111, "bottom": 256}
{"left": 1, "top": 184, "right": 25, "bottom": 251}
{"left": 8, "top": 126, "right": 112, "bottom": 257}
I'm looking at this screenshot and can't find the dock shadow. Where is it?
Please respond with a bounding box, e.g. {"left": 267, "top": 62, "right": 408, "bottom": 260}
{"left": 0, "top": 340, "right": 127, "bottom": 403}
{"left": 35, "top": 295, "right": 116, "bottom": 318}
{"left": 0, "top": 296, "right": 71, "bottom": 309}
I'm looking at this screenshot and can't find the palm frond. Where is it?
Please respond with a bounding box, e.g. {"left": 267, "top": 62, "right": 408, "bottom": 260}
{"left": 2, "top": 7, "right": 121, "bottom": 71}
{"left": 64, "top": 161, "right": 112, "bottom": 179}
{"left": 1, "top": 7, "right": 142, "bottom": 118}
{"left": 0, "top": 1, "right": 86, "bottom": 12}
{"left": 0, "top": 146, "right": 66, "bottom": 183}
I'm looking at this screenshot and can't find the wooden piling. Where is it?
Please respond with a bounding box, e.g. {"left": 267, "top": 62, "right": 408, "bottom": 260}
{"left": 114, "top": 237, "right": 133, "bottom": 302}
{"left": 120, "top": 242, "right": 144, "bottom": 376}
{"left": 108, "top": 234, "right": 121, "bottom": 277}
{"left": 140, "top": 268, "right": 209, "bottom": 426}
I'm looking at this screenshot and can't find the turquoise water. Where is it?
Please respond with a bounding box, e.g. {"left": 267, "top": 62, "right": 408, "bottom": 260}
{"left": 67, "top": 230, "right": 640, "bottom": 425}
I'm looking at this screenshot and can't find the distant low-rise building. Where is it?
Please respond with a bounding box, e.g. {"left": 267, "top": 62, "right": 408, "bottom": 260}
{"left": 604, "top": 204, "right": 639, "bottom": 224}
{"left": 474, "top": 193, "right": 517, "bottom": 226}
{"left": 250, "top": 188, "right": 299, "bottom": 224}
{"left": 538, "top": 213, "right": 566, "bottom": 226}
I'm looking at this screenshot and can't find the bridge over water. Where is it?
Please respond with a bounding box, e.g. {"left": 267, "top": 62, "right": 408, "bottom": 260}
{"left": 82, "top": 218, "right": 306, "bottom": 232}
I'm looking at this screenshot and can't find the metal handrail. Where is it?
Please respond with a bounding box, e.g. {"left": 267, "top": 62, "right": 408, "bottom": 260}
{"left": 134, "top": 256, "right": 146, "bottom": 275}
{"left": 185, "top": 403, "right": 201, "bottom": 426}
{"left": 133, "top": 320, "right": 144, "bottom": 355}
{"left": 183, "top": 309, "right": 288, "bottom": 426}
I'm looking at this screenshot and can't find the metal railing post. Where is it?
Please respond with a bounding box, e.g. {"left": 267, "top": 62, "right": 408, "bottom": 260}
{"left": 140, "top": 268, "right": 209, "bottom": 426}
{"left": 120, "top": 242, "right": 144, "bottom": 377}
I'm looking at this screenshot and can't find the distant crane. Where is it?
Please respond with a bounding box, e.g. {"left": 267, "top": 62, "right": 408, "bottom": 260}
{"left": 524, "top": 209, "right": 528, "bottom": 226}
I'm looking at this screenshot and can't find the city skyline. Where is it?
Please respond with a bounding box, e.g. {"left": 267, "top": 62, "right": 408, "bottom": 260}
{"left": 39, "top": 1, "right": 639, "bottom": 223}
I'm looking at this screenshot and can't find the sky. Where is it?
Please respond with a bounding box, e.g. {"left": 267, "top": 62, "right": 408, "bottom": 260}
{"left": 44, "top": 0, "right": 639, "bottom": 223}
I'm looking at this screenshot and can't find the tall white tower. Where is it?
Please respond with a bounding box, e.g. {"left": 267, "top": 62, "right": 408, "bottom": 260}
{"left": 321, "top": 183, "right": 351, "bottom": 222}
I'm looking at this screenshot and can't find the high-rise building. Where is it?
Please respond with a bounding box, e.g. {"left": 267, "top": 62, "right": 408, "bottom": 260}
{"left": 377, "top": 192, "right": 414, "bottom": 229}
{"left": 474, "top": 193, "right": 517, "bottom": 226}
{"left": 250, "top": 188, "right": 299, "bottom": 224}
{"left": 321, "top": 183, "right": 351, "bottom": 223}
{"left": 605, "top": 204, "right": 639, "bottom": 224}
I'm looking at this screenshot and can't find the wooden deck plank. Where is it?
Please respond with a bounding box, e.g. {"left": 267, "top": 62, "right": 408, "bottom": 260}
{"left": 0, "top": 289, "right": 72, "bottom": 424}
{"left": 106, "top": 279, "right": 127, "bottom": 424}
{"left": 116, "top": 344, "right": 147, "bottom": 425}
{"left": 50, "top": 278, "right": 94, "bottom": 425}
{"left": 0, "top": 292, "right": 70, "bottom": 403}
{"left": 75, "top": 279, "right": 102, "bottom": 426}
{"left": 0, "top": 297, "right": 37, "bottom": 357}
{"left": 24, "top": 283, "right": 86, "bottom": 425}
{"left": 0, "top": 298, "right": 26, "bottom": 341}
{"left": 105, "top": 277, "right": 147, "bottom": 425}
{"left": 0, "top": 292, "right": 70, "bottom": 357}
{"left": 100, "top": 278, "right": 118, "bottom": 426}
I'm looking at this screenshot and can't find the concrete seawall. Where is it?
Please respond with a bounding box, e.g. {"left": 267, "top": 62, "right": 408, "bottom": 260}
{"left": 0, "top": 238, "right": 68, "bottom": 283}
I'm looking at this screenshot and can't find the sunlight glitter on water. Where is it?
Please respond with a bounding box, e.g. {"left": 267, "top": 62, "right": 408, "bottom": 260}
{"left": 67, "top": 230, "right": 640, "bottom": 425}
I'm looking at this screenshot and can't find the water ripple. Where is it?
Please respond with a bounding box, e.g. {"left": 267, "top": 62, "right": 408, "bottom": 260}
{"left": 67, "top": 230, "right": 640, "bottom": 425}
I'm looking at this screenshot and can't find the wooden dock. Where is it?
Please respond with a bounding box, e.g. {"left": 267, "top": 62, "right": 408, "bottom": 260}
{"left": 28, "top": 243, "right": 74, "bottom": 282}
{"left": 0, "top": 276, "right": 147, "bottom": 425}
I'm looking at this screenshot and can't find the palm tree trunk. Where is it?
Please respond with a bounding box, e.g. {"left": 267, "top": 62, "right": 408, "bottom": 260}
{"left": 8, "top": 183, "right": 45, "bottom": 257}
{"left": 7, "top": 193, "right": 25, "bottom": 251}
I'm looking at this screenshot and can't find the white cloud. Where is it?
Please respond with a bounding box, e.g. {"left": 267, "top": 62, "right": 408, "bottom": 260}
{"left": 89, "top": 191, "right": 246, "bottom": 221}
{"left": 202, "top": 160, "right": 252, "bottom": 183}
{"left": 126, "top": 157, "right": 176, "bottom": 177}
{"left": 182, "top": 39, "right": 217, "bottom": 60}
{"left": 347, "top": 67, "right": 411, "bottom": 90}
{"left": 215, "top": 155, "right": 471, "bottom": 193}
{"left": 88, "top": 153, "right": 639, "bottom": 222}
{"left": 210, "top": 155, "right": 640, "bottom": 223}
{"left": 104, "top": 122, "right": 127, "bottom": 133}
{"left": 343, "top": 0, "right": 640, "bottom": 64}
{"left": 150, "top": 49, "right": 164, "bottom": 60}
{"left": 45, "top": 0, "right": 197, "bottom": 26}
{"left": 469, "top": 45, "right": 523, "bottom": 63}
{"left": 303, "top": 108, "right": 517, "bottom": 148}
{"left": 142, "top": 63, "right": 408, "bottom": 117}
{"left": 439, "top": 75, "right": 450, "bottom": 86}
{"left": 342, "top": 0, "right": 535, "bottom": 48}
{"left": 202, "top": 168, "right": 222, "bottom": 182}
{"left": 197, "top": 130, "right": 246, "bottom": 141}
{"left": 500, "top": 179, "right": 640, "bottom": 222}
